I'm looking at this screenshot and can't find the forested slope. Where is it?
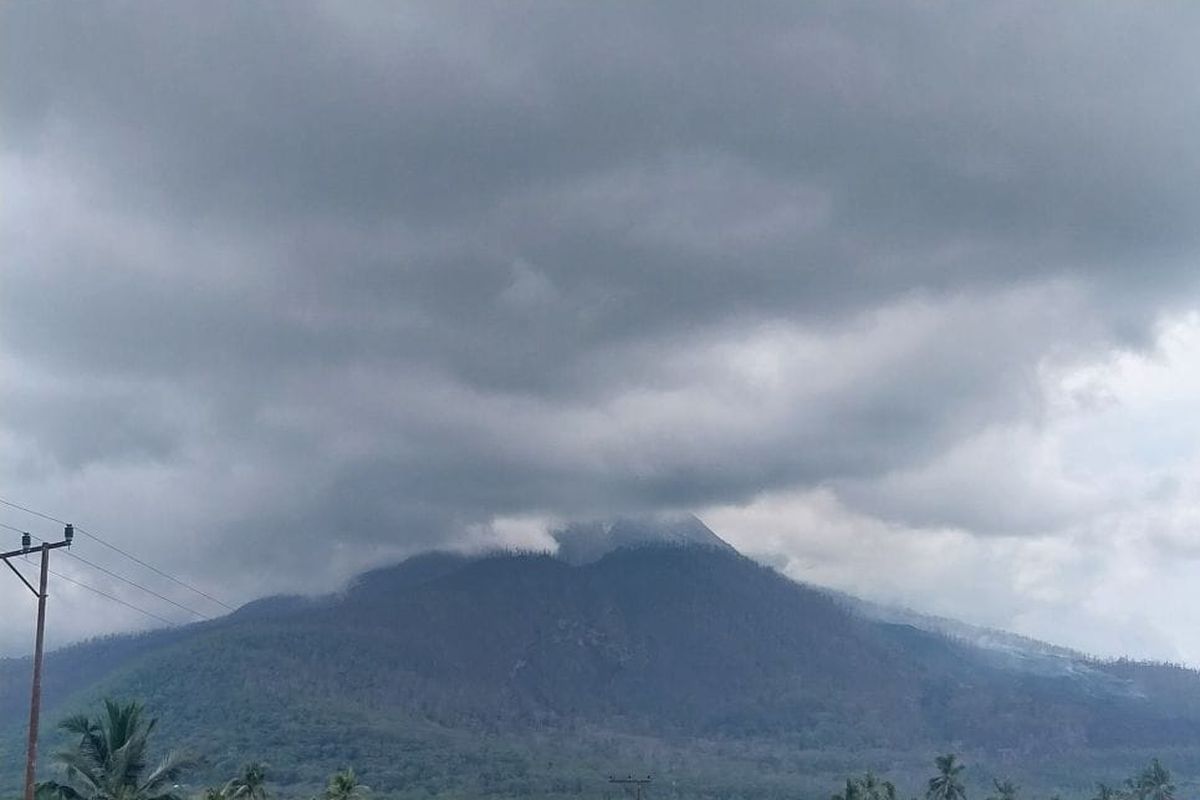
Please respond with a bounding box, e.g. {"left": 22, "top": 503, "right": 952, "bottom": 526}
{"left": 3, "top": 545, "right": 1200, "bottom": 797}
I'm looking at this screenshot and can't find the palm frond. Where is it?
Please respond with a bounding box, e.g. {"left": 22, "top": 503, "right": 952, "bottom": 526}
{"left": 52, "top": 751, "right": 103, "bottom": 792}
{"left": 139, "top": 750, "right": 196, "bottom": 795}
{"left": 35, "top": 781, "right": 85, "bottom": 800}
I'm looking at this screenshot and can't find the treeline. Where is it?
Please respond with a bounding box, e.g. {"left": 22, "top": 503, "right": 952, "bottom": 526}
{"left": 21, "top": 699, "right": 1184, "bottom": 800}
{"left": 834, "top": 753, "right": 1176, "bottom": 800}
{"left": 30, "top": 701, "right": 367, "bottom": 800}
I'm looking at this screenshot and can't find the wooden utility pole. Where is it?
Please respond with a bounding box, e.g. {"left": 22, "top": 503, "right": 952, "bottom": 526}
{"left": 1, "top": 525, "right": 74, "bottom": 800}
{"left": 609, "top": 775, "right": 652, "bottom": 800}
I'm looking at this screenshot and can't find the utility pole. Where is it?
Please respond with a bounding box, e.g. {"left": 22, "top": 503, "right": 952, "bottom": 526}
{"left": 608, "top": 775, "right": 652, "bottom": 800}
{"left": 2, "top": 524, "right": 74, "bottom": 800}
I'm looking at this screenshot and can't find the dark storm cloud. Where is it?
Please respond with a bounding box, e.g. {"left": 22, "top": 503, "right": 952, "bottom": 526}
{"left": 4, "top": 0, "right": 1200, "bottom": 630}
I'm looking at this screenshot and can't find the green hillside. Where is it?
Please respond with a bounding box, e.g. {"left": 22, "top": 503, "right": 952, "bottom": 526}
{"left": 3, "top": 546, "right": 1200, "bottom": 798}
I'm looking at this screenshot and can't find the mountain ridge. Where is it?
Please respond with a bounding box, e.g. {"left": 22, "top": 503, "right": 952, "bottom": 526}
{"left": 551, "top": 513, "right": 737, "bottom": 565}
{"left": 3, "top": 533, "right": 1200, "bottom": 796}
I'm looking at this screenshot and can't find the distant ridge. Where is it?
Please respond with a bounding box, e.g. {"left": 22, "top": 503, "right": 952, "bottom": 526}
{"left": 551, "top": 513, "right": 737, "bottom": 564}
{"left": 5, "top": 524, "right": 1200, "bottom": 796}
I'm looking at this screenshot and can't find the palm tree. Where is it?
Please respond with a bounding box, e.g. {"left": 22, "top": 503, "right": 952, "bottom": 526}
{"left": 322, "top": 769, "right": 367, "bottom": 800}
{"left": 863, "top": 773, "right": 896, "bottom": 800}
{"left": 833, "top": 773, "right": 897, "bottom": 800}
{"left": 833, "top": 777, "right": 862, "bottom": 800}
{"left": 233, "top": 764, "right": 268, "bottom": 800}
{"left": 926, "top": 754, "right": 967, "bottom": 800}
{"left": 987, "top": 779, "right": 1017, "bottom": 800}
{"left": 204, "top": 763, "right": 269, "bottom": 800}
{"left": 1131, "top": 759, "right": 1174, "bottom": 800}
{"left": 35, "top": 699, "right": 191, "bottom": 800}
{"left": 869, "top": 774, "right": 897, "bottom": 800}
{"left": 1091, "top": 784, "right": 1123, "bottom": 800}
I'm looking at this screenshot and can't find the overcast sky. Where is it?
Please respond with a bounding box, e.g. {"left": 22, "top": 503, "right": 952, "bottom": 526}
{"left": 5, "top": 2, "right": 1200, "bottom": 662}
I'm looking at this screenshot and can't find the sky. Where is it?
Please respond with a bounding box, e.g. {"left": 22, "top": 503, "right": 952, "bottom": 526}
{"left": 4, "top": 2, "right": 1200, "bottom": 662}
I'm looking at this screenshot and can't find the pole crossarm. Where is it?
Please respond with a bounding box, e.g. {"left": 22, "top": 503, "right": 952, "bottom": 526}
{"left": 0, "top": 540, "right": 70, "bottom": 561}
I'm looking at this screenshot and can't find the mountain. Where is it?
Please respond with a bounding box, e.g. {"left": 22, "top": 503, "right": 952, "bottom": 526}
{"left": 551, "top": 514, "right": 737, "bottom": 564}
{"left": 3, "top": 530, "right": 1200, "bottom": 798}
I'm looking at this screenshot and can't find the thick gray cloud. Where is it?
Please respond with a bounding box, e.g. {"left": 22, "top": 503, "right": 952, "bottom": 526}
{"left": 4, "top": 2, "right": 1200, "bottom": 657}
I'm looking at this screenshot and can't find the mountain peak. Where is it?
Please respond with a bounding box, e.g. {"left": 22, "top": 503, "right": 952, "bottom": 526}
{"left": 551, "top": 513, "right": 737, "bottom": 565}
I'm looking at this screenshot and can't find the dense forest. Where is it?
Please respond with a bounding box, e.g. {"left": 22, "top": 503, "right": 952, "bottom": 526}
{"left": 15, "top": 700, "right": 1187, "bottom": 800}
{"left": 5, "top": 538, "right": 1200, "bottom": 797}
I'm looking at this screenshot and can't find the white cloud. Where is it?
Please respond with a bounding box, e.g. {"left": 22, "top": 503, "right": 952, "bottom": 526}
{"left": 704, "top": 311, "right": 1200, "bottom": 664}
{"left": 6, "top": 1, "right": 1200, "bottom": 663}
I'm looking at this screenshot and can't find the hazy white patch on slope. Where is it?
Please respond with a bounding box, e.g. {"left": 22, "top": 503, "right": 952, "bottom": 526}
{"left": 553, "top": 514, "right": 735, "bottom": 565}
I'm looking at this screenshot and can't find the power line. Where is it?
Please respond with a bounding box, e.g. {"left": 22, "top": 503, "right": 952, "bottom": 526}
{"left": 0, "top": 498, "right": 65, "bottom": 527}
{"left": 60, "top": 551, "right": 210, "bottom": 620}
{"left": 0, "top": 496, "right": 234, "bottom": 611}
{"left": 0, "top": 523, "right": 209, "bottom": 620}
{"left": 45, "top": 568, "right": 179, "bottom": 626}
{"left": 3, "top": 524, "right": 179, "bottom": 800}
{"left": 75, "top": 524, "right": 235, "bottom": 611}
{"left": 3, "top": 526, "right": 181, "bottom": 626}
{"left": 0, "top": 521, "right": 36, "bottom": 537}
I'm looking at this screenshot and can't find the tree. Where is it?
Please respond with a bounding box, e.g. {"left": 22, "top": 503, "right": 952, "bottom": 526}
{"left": 1091, "top": 784, "right": 1123, "bottom": 800}
{"left": 926, "top": 754, "right": 967, "bottom": 800}
{"left": 34, "top": 699, "right": 191, "bottom": 800}
{"left": 204, "top": 763, "right": 269, "bottom": 800}
{"left": 987, "top": 779, "right": 1017, "bottom": 800}
{"left": 833, "top": 777, "right": 861, "bottom": 800}
{"left": 1130, "top": 759, "right": 1174, "bottom": 800}
{"left": 233, "top": 764, "right": 268, "bottom": 800}
{"left": 833, "top": 773, "right": 897, "bottom": 800}
{"left": 321, "top": 769, "right": 367, "bottom": 800}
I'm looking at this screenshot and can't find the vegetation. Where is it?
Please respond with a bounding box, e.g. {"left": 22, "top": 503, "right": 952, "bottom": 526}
{"left": 831, "top": 755, "right": 1179, "bottom": 800}
{"left": 33, "top": 699, "right": 191, "bottom": 800}
{"left": 1124, "top": 759, "right": 1174, "bottom": 800}
{"left": 988, "top": 779, "right": 1018, "bottom": 800}
{"left": 13, "top": 708, "right": 1191, "bottom": 800}
{"left": 927, "top": 755, "right": 967, "bottom": 800}
{"left": 833, "top": 772, "right": 897, "bottom": 800}
{"left": 7, "top": 548, "right": 1200, "bottom": 796}
{"left": 202, "top": 763, "right": 269, "bottom": 800}
{"left": 24, "top": 698, "right": 368, "bottom": 800}
{"left": 320, "top": 770, "right": 367, "bottom": 800}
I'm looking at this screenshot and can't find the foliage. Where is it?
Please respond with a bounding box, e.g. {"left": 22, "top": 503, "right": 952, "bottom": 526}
{"left": 927, "top": 755, "right": 967, "bottom": 800}
{"left": 320, "top": 769, "right": 367, "bottom": 800}
{"left": 987, "top": 779, "right": 1017, "bottom": 800}
{"left": 34, "top": 699, "right": 191, "bottom": 800}
{"left": 830, "top": 756, "right": 1180, "bottom": 800}
{"left": 833, "top": 772, "right": 897, "bottom": 800}
{"left": 202, "top": 763, "right": 268, "bottom": 800}
{"left": 1126, "top": 758, "right": 1174, "bottom": 800}
{"left": 6, "top": 549, "right": 1200, "bottom": 796}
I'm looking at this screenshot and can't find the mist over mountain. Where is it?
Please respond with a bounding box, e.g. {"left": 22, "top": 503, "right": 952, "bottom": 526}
{"left": 3, "top": 522, "right": 1200, "bottom": 797}
{"left": 551, "top": 514, "right": 736, "bottom": 565}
